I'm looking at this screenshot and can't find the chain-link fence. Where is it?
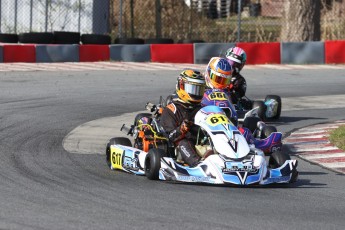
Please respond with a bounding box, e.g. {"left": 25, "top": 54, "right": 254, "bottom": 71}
{"left": 110, "top": 0, "right": 283, "bottom": 42}
{"left": 0, "top": 0, "right": 109, "bottom": 34}
{"left": 1, "top": 0, "right": 345, "bottom": 42}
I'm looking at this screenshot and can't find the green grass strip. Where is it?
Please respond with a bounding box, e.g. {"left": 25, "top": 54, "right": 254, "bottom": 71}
{"left": 329, "top": 125, "right": 345, "bottom": 151}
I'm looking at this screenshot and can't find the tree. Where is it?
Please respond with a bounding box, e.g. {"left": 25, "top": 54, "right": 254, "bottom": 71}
{"left": 281, "top": 0, "right": 321, "bottom": 41}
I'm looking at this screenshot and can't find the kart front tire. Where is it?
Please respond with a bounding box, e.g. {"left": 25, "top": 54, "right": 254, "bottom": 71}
{"left": 243, "top": 116, "right": 261, "bottom": 133}
{"left": 268, "top": 151, "right": 291, "bottom": 168}
{"left": 145, "top": 148, "right": 166, "bottom": 180}
{"left": 106, "top": 137, "right": 132, "bottom": 169}
{"left": 265, "top": 95, "right": 282, "bottom": 120}
{"left": 252, "top": 100, "right": 266, "bottom": 121}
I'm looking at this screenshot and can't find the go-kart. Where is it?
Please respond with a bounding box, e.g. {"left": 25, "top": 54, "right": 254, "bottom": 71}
{"left": 106, "top": 105, "right": 298, "bottom": 185}
{"left": 201, "top": 88, "right": 282, "bottom": 155}
{"left": 235, "top": 95, "right": 282, "bottom": 121}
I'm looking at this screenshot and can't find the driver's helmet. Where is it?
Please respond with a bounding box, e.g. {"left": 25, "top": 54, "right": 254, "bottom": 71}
{"left": 225, "top": 46, "right": 247, "bottom": 75}
{"left": 205, "top": 57, "right": 232, "bottom": 89}
{"left": 176, "top": 69, "right": 206, "bottom": 104}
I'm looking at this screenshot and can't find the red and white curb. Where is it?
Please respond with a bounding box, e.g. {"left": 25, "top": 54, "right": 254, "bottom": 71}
{"left": 284, "top": 120, "right": 345, "bottom": 174}
{"left": 0, "top": 62, "right": 345, "bottom": 72}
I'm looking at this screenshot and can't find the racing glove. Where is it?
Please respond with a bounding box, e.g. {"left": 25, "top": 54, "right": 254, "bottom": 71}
{"left": 179, "top": 119, "right": 193, "bottom": 134}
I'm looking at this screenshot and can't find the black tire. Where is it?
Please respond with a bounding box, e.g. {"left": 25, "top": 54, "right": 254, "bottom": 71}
{"left": 54, "top": 31, "right": 80, "bottom": 44}
{"left": 106, "top": 137, "right": 132, "bottom": 169}
{"left": 177, "top": 39, "right": 205, "bottom": 43}
{"left": 252, "top": 100, "right": 266, "bottom": 121}
{"left": 265, "top": 95, "right": 282, "bottom": 119}
{"left": 268, "top": 151, "right": 291, "bottom": 168}
{"left": 81, "top": 34, "right": 111, "bottom": 44}
{"left": 261, "top": 125, "right": 277, "bottom": 139}
{"left": 243, "top": 116, "right": 261, "bottom": 133}
{"left": 0, "top": 33, "right": 18, "bottom": 43}
{"left": 145, "top": 148, "right": 167, "bottom": 180}
{"left": 114, "top": 37, "right": 144, "bottom": 44}
{"left": 18, "top": 32, "right": 54, "bottom": 44}
{"left": 144, "top": 38, "right": 174, "bottom": 44}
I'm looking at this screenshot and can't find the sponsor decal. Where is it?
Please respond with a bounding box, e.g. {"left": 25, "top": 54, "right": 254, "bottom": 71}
{"left": 123, "top": 156, "right": 139, "bottom": 171}
{"left": 180, "top": 146, "right": 190, "bottom": 157}
{"left": 271, "top": 145, "right": 281, "bottom": 152}
{"left": 177, "top": 175, "right": 211, "bottom": 182}
{"left": 266, "top": 176, "right": 291, "bottom": 183}
{"left": 223, "top": 161, "right": 258, "bottom": 173}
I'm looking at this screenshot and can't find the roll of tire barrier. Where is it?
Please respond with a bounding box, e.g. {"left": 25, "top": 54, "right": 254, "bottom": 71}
{"left": 18, "top": 32, "right": 54, "bottom": 44}
{"left": 0, "top": 33, "right": 19, "bottom": 43}
{"left": 325, "top": 40, "right": 345, "bottom": 64}
{"left": 54, "top": 31, "right": 80, "bottom": 44}
{"left": 36, "top": 45, "right": 79, "bottom": 63}
{"left": 81, "top": 34, "right": 111, "bottom": 45}
{"left": 3, "top": 45, "right": 36, "bottom": 62}
{"left": 79, "top": 45, "right": 110, "bottom": 62}
{"left": 114, "top": 38, "right": 145, "bottom": 44}
{"left": 145, "top": 38, "right": 174, "bottom": 44}
{"left": 236, "top": 42, "right": 281, "bottom": 64}
{"left": 177, "top": 39, "right": 205, "bottom": 44}
{"left": 150, "top": 44, "right": 193, "bottom": 63}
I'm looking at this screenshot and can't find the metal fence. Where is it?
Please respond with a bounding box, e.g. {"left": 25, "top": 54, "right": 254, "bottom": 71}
{"left": 111, "top": 0, "right": 282, "bottom": 43}
{"left": 0, "top": 0, "right": 109, "bottom": 34}
{"left": 1, "top": 0, "right": 345, "bottom": 42}
{"left": 111, "top": 0, "right": 345, "bottom": 43}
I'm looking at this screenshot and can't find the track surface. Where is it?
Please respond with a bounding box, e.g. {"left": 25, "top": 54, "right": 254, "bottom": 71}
{"left": 1, "top": 67, "right": 345, "bottom": 229}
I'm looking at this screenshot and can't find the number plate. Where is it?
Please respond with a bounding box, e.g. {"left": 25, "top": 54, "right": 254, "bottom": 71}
{"left": 110, "top": 146, "right": 124, "bottom": 170}
{"left": 206, "top": 114, "right": 229, "bottom": 126}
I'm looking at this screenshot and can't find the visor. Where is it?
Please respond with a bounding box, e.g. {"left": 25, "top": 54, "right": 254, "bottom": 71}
{"left": 209, "top": 69, "right": 231, "bottom": 86}
{"left": 227, "top": 53, "right": 242, "bottom": 63}
{"left": 182, "top": 82, "right": 205, "bottom": 100}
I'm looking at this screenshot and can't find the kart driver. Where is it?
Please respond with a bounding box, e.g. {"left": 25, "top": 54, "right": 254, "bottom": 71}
{"left": 204, "top": 56, "right": 233, "bottom": 90}
{"left": 224, "top": 46, "right": 247, "bottom": 104}
{"left": 205, "top": 55, "right": 275, "bottom": 150}
{"left": 160, "top": 69, "right": 206, "bottom": 167}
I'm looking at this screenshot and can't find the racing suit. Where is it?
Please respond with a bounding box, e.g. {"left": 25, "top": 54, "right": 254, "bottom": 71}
{"left": 160, "top": 100, "right": 202, "bottom": 167}
{"left": 227, "top": 73, "right": 247, "bottom": 104}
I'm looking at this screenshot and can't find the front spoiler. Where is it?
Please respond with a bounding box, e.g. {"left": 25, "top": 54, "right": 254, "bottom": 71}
{"left": 159, "top": 158, "right": 298, "bottom": 185}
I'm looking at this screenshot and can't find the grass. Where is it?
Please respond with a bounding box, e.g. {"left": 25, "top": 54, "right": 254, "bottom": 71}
{"left": 329, "top": 125, "right": 345, "bottom": 151}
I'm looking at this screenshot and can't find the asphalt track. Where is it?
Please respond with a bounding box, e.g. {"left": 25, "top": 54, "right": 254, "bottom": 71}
{"left": 1, "top": 66, "right": 345, "bottom": 230}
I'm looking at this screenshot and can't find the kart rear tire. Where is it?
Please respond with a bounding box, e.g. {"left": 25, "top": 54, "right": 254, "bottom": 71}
{"left": 145, "top": 148, "right": 167, "bottom": 180}
{"left": 243, "top": 116, "right": 261, "bottom": 133}
{"left": 268, "top": 151, "right": 291, "bottom": 168}
{"left": 252, "top": 100, "right": 266, "bottom": 121}
{"left": 261, "top": 125, "right": 277, "bottom": 139}
{"left": 106, "top": 137, "right": 132, "bottom": 169}
{"left": 265, "top": 95, "right": 282, "bottom": 120}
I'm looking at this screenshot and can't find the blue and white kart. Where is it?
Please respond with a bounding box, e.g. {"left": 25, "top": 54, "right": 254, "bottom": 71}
{"left": 106, "top": 105, "right": 298, "bottom": 185}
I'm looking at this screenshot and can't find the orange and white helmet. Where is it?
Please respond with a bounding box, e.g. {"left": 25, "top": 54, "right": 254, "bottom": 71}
{"left": 205, "top": 57, "right": 232, "bottom": 89}
{"left": 176, "top": 69, "right": 206, "bottom": 104}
